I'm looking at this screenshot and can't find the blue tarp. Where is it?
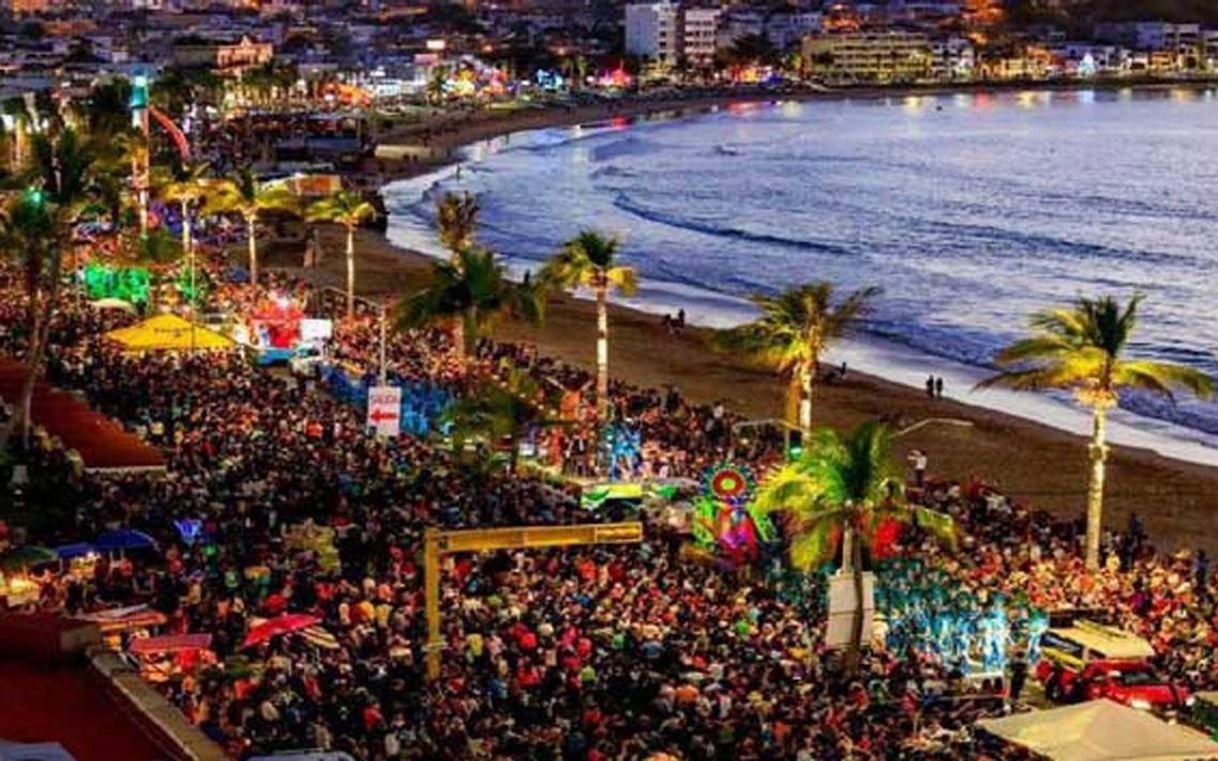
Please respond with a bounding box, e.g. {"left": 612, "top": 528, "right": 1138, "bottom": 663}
{"left": 52, "top": 543, "right": 96, "bottom": 560}
{"left": 320, "top": 364, "right": 450, "bottom": 436}
{"left": 94, "top": 529, "right": 158, "bottom": 552}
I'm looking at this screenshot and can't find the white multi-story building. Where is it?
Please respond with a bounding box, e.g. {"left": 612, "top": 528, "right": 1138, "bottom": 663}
{"left": 625, "top": 2, "right": 681, "bottom": 67}
{"left": 682, "top": 7, "right": 721, "bottom": 65}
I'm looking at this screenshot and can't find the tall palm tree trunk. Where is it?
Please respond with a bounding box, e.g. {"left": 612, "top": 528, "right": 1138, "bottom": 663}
{"left": 180, "top": 203, "right": 193, "bottom": 316}
{"left": 595, "top": 282, "right": 609, "bottom": 420}
{"left": 798, "top": 360, "right": 814, "bottom": 432}
{"left": 846, "top": 529, "right": 865, "bottom": 676}
{"left": 455, "top": 306, "right": 472, "bottom": 370}
{"left": 247, "top": 214, "right": 258, "bottom": 285}
{"left": 1, "top": 243, "right": 63, "bottom": 451}
{"left": 1085, "top": 405, "right": 1109, "bottom": 571}
{"left": 345, "top": 225, "right": 356, "bottom": 319}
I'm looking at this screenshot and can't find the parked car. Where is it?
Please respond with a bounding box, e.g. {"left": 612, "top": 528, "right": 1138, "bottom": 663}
{"left": 1036, "top": 621, "right": 1192, "bottom": 712}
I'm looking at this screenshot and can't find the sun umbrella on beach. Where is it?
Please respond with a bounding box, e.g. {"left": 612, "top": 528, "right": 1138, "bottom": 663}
{"left": 241, "top": 614, "right": 321, "bottom": 649}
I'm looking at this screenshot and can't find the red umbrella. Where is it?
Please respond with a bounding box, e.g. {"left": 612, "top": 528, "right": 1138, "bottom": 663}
{"left": 241, "top": 614, "right": 320, "bottom": 649}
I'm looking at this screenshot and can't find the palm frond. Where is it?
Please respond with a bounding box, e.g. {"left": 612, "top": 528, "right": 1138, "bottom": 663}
{"left": 1115, "top": 359, "right": 1215, "bottom": 404}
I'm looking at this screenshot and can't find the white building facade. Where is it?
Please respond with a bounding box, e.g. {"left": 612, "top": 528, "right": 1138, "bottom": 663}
{"left": 625, "top": 3, "right": 681, "bottom": 67}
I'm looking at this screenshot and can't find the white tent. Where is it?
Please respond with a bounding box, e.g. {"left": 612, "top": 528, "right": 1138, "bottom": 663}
{"left": 977, "top": 700, "right": 1218, "bottom": 761}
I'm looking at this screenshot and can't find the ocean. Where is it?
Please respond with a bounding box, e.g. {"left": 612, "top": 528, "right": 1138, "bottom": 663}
{"left": 382, "top": 88, "right": 1218, "bottom": 466}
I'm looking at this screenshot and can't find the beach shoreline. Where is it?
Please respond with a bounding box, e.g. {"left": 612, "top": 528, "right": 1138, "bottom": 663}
{"left": 268, "top": 83, "right": 1218, "bottom": 555}
{"left": 365, "top": 78, "right": 1218, "bottom": 184}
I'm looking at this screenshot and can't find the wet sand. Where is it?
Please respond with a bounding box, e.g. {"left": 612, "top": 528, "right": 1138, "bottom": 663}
{"left": 258, "top": 89, "right": 1218, "bottom": 556}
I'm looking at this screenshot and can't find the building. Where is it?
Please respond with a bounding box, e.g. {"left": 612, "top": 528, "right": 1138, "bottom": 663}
{"left": 625, "top": 3, "right": 727, "bottom": 70}
{"left": 930, "top": 36, "right": 974, "bottom": 80}
{"left": 8, "top": 0, "right": 51, "bottom": 13}
{"left": 1094, "top": 22, "right": 1199, "bottom": 51}
{"left": 801, "top": 30, "right": 932, "bottom": 82}
{"left": 682, "top": 7, "right": 721, "bottom": 65}
{"left": 171, "top": 35, "right": 274, "bottom": 74}
{"left": 625, "top": 2, "right": 680, "bottom": 68}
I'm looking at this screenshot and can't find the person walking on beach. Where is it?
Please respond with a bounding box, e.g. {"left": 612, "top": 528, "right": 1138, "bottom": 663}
{"left": 926, "top": 375, "right": 935, "bottom": 398}
{"left": 935, "top": 377, "right": 944, "bottom": 399}
{"left": 908, "top": 449, "right": 928, "bottom": 488}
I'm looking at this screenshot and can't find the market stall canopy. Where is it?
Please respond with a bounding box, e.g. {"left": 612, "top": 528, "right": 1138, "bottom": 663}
{"left": 0, "top": 546, "right": 58, "bottom": 572}
{"left": 78, "top": 605, "right": 168, "bottom": 633}
{"left": 52, "top": 543, "right": 96, "bottom": 560}
{"left": 88, "top": 298, "right": 137, "bottom": 313}
{"left": 977, "top": 699, "right": 1218, "bottom": 761}
{"left": 105, "top": 314, "right": 235, "bottom": 352}
{"left": 242, "top": 614, "right": 321, "bottom": 649}
{"left": 128, "top": 633, "right": 212, "bottom": 656}
{"left": 94, "top": 529, "right": 158, "bottom": 553}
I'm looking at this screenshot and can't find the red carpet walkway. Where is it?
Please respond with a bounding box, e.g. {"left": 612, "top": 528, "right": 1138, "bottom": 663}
{"left": 0, "top": 358, "right": 164, "bottom": 472}
{"left": 0, "top": 660, "right": 170, "bottom": 760}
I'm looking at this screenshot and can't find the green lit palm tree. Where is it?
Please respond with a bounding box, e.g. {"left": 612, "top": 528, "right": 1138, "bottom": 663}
{"left": 754, "top": 421, "right": 955, "bottom": 672}
{"left": 445, "top": 371, "right": 567, "bottom": 473}
{"left": 202, "top": 168, "right": 298, "bottom": 285}
{"left": 539, "top": 230, "right": 637, "bottom": 419}
{"left": 0, "top": 130, "right": 97, "bottom": 451}
{"left": 398, "top": 247, "right": 545, "bottom": 368}
{"left": 121, "top": 228, "right": 183, "bottom": 310}
{"left": 714, "top": 282, "right": 879, "bottom": 432}
{"left": 978, "top": 294, "right": 1214, "bottom": 570}
{"left": 435, "top": 191, "right": 479, "bottom": 260}
{"left": 306, "top": 190, "right": 378, "bottom": 319}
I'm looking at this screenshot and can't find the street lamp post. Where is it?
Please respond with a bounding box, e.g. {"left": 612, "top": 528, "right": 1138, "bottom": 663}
{"left": 378, "top": 301, "right": 388, "bottom": 386}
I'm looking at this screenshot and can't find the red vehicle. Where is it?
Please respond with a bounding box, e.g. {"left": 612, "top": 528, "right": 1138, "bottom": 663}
{"left": 1036, "top": 622, "right": 1193, "bottom": 712}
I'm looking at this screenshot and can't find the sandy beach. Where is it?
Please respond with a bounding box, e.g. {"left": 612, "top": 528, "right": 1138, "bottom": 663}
{"left": 258, "top": 89, "right": 1218, "bottom": 556}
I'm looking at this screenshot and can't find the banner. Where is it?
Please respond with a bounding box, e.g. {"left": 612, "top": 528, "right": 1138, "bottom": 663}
{"left": 299, "top": 318, "right": 333, "bottom": 343}
{"left": 367, "top": 386, "right": 402, "bottom": 437}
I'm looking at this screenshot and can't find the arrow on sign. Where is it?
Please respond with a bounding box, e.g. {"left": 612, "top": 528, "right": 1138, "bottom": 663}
{"left": 369, "top": 409, "right": 398, "bottom": 424}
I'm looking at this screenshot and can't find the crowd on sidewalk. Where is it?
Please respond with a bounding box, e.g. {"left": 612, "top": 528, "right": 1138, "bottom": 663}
{"left": 3, "top": 263, "right": 1217, "bottom": 760}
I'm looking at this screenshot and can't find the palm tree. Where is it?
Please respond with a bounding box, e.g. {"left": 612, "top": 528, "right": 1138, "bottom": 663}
{"left": 445, "top": 371, "right": 565, "bottom": 473}
{"left": 754, "top": 421, "right": 955, "bottom": 672}
{"left": 306, "top": 190, "right": 378, "bottom": 319}
{"left": 398, "top": 247, "right": 545, "bottom": 367}
{"left": 435, "top": 191, "right": 479, "bottom": 260}
{"left": 77, "top": 78, "right": 134, "bottom": 143}
{"left": 121, "top": 228, "right": 183, "bottom": 310}
{"left": 0, "top": 190, "right": 54, "bottom": 368}
{"left": 714, "top": 282, "right": 879, "bottom": 432}
{"left": 539, "top": 231, "right": 637, "bottom": 419}
{"left": 202, "top": 168, "right": 298, "bottom": 285}
{"left": 158, "top": 161, "right": 211, "bottom": 276}
{"left": 426, "top": 67, "right": 448, "bottom": 106}
{"left": 978, "top": 294, "right": 1214, "bottom": 571}
{"left": 0, "top": 129, "right": 97, "bottom": 451}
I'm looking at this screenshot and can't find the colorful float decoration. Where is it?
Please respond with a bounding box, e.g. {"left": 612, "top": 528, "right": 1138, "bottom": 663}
{"left": 82, "top": 263, "right": 151, "bottom": 304}
{"left": 249, "top": 295, "right": 305, "bottom": 352}
{"left": 693, "top": 463, "right": 774, "bottom": 566}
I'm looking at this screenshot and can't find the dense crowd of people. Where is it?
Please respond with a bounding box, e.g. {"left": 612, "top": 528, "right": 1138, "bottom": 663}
{"left": 3, "top": 260, "right": 1218, "bottom": 760}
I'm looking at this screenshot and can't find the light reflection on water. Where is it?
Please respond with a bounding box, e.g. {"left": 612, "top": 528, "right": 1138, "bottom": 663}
{"left": 386, "top": 88, "right": 1218, "bottom": 439}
